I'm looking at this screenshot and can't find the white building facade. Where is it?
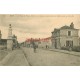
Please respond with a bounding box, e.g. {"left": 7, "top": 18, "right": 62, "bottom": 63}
{"left": 51, "top": 22, "right": 80, "bottom": 49}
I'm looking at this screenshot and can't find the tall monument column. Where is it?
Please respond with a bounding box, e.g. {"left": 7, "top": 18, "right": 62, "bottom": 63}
{"left": 7, "top": 24, "right": 13, "bottom": 50}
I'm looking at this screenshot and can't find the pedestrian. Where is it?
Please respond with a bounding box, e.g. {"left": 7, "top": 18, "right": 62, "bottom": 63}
{"left": 33, "top": 44, "right": 37, "bottom": 53}
{"left": 46, "top": 45, "right": 48, "bottom": 49}
{"left": 68, "top": 44, "right": 72, "bottom": 51}
{"left": 32, "top": 41, "right": 37, "bottom": 53}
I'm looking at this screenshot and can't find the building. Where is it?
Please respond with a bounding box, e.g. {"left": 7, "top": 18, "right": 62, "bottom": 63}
{"left": 0, "top": 30, "right": 7, "bottom": 49}
{"left": 12, "top": 34, "right": 18, "bottom": 49}
{"left": 38, "top": 37, "right": 51, "bottom": 48}
{"left": 0, "top": 30, "right": 2, "bottom": 39}
{"left": 51, "top": 22, "right": 80, "bottom": 49}
{"left": 25, "top": 37, "right": 52, "bottom": 48}
{"left": 79, "top": 37, "right": 80, "bottom": 46}
{"left": 0, "top": 24, "right": 18, "bottom": 50}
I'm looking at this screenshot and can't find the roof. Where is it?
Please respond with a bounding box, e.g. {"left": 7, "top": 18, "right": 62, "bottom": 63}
{"left": 51, "top": 29, "right": 60, "bottom": 33}
{"left": 60, "top": 25, "right": 78, "bottom": 30}
{"left": 60, "top": 25, "right": 72, "bottom": 29}
{"left": 52, "top": 23, "right": 79, "bottom": 33}
{"left": 0, "top": 39, "right": 7, "bottom": 43}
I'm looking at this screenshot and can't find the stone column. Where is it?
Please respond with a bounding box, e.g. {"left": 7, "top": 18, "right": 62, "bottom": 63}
{"left": 7, "top": 24, "right": 13, "bottom": 50}
{"left": 7, "top": 39, "right": 13, "bottom": 50}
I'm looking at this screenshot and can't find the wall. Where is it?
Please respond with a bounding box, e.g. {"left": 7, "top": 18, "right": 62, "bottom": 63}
{"left": 0, "top": 45, "right": 7, "bottom": 50}
{"left": 60, "top": 36, "right": 79, "bottom": 47}
{"left": 38, "top": 40, "right": 51, "bottom": 48}
{"left": 7, "top": 39, "right": 13, "bottom": 50}
{"left": 60, "top": 29, "right": 79, "bottom": 37}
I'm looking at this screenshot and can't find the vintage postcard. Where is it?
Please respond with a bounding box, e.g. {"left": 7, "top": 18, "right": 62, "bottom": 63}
{"left": 0, "top": 14, "right": 80, "bottom": 66}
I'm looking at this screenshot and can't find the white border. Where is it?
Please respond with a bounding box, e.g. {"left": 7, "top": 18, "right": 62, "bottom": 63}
{"left": 0, "top": 0, "right": 80, "bottom": 80}
{"left": 0, "top": 0, "right": 80, "bottom": 14}
{"left": 0, "top": 66, "right": 80, "bottom": 80}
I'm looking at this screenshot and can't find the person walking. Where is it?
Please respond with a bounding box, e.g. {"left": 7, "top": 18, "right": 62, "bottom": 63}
{"left": 33, "top": 44, "right": 37, "bottom": 53}
{"left": 32, "top": 41, "right": 37, "bottom": 53}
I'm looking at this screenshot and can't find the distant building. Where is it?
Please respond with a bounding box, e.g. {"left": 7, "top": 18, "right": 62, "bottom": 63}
{"left": 0, "top": 39, "right": 7, "bottom": 46}
{"left": 0, "top": 30, "right": 1, "bottom": 40}
{"left": 0, "top": 24, "right": 18, "bottom": 50}
{"left": 51, "top": 22, "right": 80, "bottom": 49}
{"left": 12, "top": 34, "right": 18, "bottom": 49}
{"left": 0, "top": 30, "right": 7, "bottom": 49}
{"left": 25, "top": 37, "right": 52, "bottom": 48}
{"left": 79, "top": 37, "right": 80, "bottom": 46}
{"left": 38, "top": 37, "right": 51, "bottom": 48}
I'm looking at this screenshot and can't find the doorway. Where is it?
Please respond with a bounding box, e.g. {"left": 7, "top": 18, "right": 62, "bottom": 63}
{"left": 66, "top": 40, "right": 73, "bottom": 48}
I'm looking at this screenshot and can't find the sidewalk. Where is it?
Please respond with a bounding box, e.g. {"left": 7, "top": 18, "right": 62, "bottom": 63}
{"left": 0, "top": 49, "right": 29, "bottom": 66}
{"left": 47, "top": 48, "right": 80, "bottom": 57}
{"left": 0, "top": 51, "right": 15, "bottom": 66}
{"left": 0, "top": 50, "right": 8, "bottom": 61}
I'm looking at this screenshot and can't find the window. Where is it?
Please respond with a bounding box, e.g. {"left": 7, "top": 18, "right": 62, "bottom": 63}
{"left": 68, "top": 31, "right": 71, "bottom": 36}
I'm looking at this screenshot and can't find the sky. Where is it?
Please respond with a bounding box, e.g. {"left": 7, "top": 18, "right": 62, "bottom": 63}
{"left": 0, "top": 14, "right": 80, "bottom": 42}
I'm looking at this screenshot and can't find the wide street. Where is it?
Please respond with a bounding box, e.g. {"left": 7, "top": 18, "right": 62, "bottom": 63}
{"left": 22, "top": 47, "right": 80, "bottom": 66}
{"left": 0, "top": 49, "right": 29, "bottom": 66}
{"left": 0, "top": 47, "right": 80, "bottom": 66}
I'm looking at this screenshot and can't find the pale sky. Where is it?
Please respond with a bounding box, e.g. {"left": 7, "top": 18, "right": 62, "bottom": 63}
{"left": 0, "top": 14, "right": 80, "bottom": 42}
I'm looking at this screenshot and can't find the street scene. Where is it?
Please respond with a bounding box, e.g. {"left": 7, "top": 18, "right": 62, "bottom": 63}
{"left": 0, "top": 14, "right": 80, "bottom": 66}
{"left": 0, "top": 47, "right": 80, "bottom": 66}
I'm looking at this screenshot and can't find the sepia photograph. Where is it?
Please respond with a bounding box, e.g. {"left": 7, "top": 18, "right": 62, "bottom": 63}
{"left": 1, "top": 1, "right": 80, "bottom": 80}
{"left": 0, "top": 14, "right": 80, "bottom": 66}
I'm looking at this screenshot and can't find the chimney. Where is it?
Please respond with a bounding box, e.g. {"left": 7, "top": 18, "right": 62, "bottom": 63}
{"left": 70, "top": 22, "right": 74, "bottom": 29}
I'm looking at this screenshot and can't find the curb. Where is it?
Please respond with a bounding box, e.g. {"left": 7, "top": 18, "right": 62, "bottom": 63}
{"left": 43, "top": 48, "right": 80, "bottom": 57}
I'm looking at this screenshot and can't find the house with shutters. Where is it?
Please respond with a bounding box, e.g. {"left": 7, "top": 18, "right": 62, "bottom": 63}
{"left": 51, "top": 22, "right": 80, "bottom": 49}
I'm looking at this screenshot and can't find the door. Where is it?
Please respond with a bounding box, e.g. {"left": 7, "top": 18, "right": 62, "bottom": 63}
{"left": 55, "top": 39, "right": 57, "bottom": 48}
{"left": 66, "top": 40, "right": 73, "bottom": 47}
